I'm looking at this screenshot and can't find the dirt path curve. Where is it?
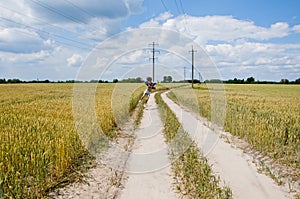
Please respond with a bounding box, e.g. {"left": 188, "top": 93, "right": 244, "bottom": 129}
{"left": 161, "top": 92, "right": 291, "bottom": 199}
{"left": 118, "top": 93, "right": 177, "bottom": 199}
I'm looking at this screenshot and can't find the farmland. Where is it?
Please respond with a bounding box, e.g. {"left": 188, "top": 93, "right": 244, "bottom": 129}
{"left": 168, "top": 84, "right": 300, "bottom": 172}
{"left": 0, "top": 83, "right": 299, "bottom": 198}
{"left": 0, "top": 83, "right": 143, "bottom": 198}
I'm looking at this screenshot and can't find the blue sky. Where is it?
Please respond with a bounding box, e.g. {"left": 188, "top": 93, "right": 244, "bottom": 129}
{"left": 0, "top": 0, "right": 299, "bottom": 81}
{"left": 141, "top": 0, "right": 300, "bottom": 26}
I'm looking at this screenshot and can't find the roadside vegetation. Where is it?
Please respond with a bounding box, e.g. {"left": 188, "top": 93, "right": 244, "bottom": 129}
{"left": 0, "top": 83, "right": 143, "bottom": 198}
{"left": 167, "top": 83, "right": 300, "bottom": 194}
{"left": 155, "top": 91, "right": 232, "bottom": 198}
{"left": 168, "top": 84, "right": 299, "bottom": 169}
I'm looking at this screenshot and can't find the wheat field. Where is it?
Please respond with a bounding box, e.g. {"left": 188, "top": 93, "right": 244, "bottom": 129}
{"left": 0, "top": 83, "right": 143, "bottom": 198}
{"left": 168, "top": 84, "right": 300, "bottom": 170}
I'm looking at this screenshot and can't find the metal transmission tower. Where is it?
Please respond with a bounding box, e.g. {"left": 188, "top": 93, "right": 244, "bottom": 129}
{"left": 189, "top": 45, "right": 197, "bottom": 88}
{"left": 149, "top": 42, "right": 159, "bottom": 82}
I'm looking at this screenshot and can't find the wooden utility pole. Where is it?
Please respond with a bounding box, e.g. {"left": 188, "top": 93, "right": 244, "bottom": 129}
{"left": 189, "top": 46, "right": 197, "bottom": 88}
{"left": 149, "top": 42, "right": 159, "bottom": 82}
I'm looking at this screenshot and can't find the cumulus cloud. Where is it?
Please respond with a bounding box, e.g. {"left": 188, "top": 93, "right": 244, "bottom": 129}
{"left": 157, "top": 15, "right": 290, "bottom": 44}
{"left": 292, "top": 24, "right": 300, "bottom": 33}
{"left": 205, "top": 42, "right": 300, "bottom": 80}
{"left": 0, "top": 28, "right": 53, "bottom": 53}
{"left": 67, "top": 54, "right": 83, "bottom": 67}
{"left": 0, "top": 50, "right": 51, "bottom": 64}
{"left": 25, "top": 0, "right": 143, "bottom": 24}
{"left": 137, "top": 14, "right": 299, "bottom": 80}
{"left": 0, "top": 0, "right": 144, "bottom": 47}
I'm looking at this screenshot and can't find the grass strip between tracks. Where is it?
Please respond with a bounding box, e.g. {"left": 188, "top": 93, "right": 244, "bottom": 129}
{"left": 155, "top": 91, "right": 232, "bottom": 198}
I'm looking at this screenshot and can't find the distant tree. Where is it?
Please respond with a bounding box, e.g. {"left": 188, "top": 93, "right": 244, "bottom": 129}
{"left": 162, "top": 76, "right": 166, "bottom": 82}
{"left": 135, "top": 77, "right": 143, "bottom": 83}
{"left": 113, "top": 79, "right": 118, "bottom": 83}
{"left": 294, "top": 78, "right": 300, "bottom": 84}
{"left": 167, "top": 76, "right": 172, "bottom": 83}
{"left": 162, "top": 76, "right": 172, "bottom": 83}
{"left": 7, "top": 79, "right": 22, "bottom": 83}
{"left": 204, "top": 79, "right": 223, "bottom": 83}
{"left": 280, "top": 79, "right": 289, "bottom": 84}
{"left": 90, "top": 80, "right": 98, "bottom": 83}
{"left": 66, "top": 80, "right": 75, "bottom": 83}
{"left": 0, "top": 78, "right": 6, "bottom": 84}
{"left": 246, "top": 77, "right": 255, "bottom": 84}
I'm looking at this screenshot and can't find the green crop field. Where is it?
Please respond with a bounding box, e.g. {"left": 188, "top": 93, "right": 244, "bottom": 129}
{"left": 168, "top": 84, "right": 300, "bottom": 170}
{"left": 0, "top": 83, "right": 143, "bottom": 198}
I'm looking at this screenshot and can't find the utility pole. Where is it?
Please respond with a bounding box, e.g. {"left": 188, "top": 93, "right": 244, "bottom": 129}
{"left": 149, "top": 42, "right": 159, "bottom": 82}
{"left": 189, "top": 45, "right": 197, "bottom": 88}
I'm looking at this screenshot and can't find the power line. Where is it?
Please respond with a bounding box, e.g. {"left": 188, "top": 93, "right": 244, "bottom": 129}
{"left": 0, "top": 23, "right": 90, "bottom": 51}
{"left": 62, "top": 0, "right": 108, "bottom": 39}
{"left": 29, "top": 0, "right": 106, "bottom": 34}
{"left": 179, "top": 0, "right": 186, "bottom": 15}
{"left": 62, "top": 0, "right": 96, "bottom": 18}
{"left": 174, "top": 0, "right": 181, "bottom": 15}
{"left": 160, "top": 0, "right": 168, "bottom": 12}
{"left": 0, "top": 4, "right": 93, "bottom": 41}
{"left": 178, "top": 0, "right": 191, "bottom": 35}
{"left": 29, "top": 0, "right": 87, "bottom": 26}
{"left": 0, "top": 16, "right": 93, "bottom": 50}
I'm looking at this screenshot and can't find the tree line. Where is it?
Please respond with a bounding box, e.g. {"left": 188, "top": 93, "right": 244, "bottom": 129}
{"left": 205, "top": 77, "right": 300, "bottom": 84}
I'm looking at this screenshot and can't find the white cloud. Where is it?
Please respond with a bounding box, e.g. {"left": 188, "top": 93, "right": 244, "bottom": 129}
{"left": 155, "top": 12, "right": 173, "bottom": 22}
{"left": 138, "top": 14, "right": 299, "bottom": 81}
{"left": 0, "top": 0, "right": 144, "bottom": 43}
{"left": 292, "top": 24, "right": 300, "bottom": 33}
{"left": 139, "top": 15, "right": 291, "bottom": 45}
{"left": 0, "top": 28, "right": 53, "bottom": 53}
{"left": 67, "top": 54, "right": 83, "bottom": 67}
{"left": 0, "top": 50, "right": 50, "bottom": 64}
{"left": 24, "top": 0, "right": 143, "bottom": 24}
{"left": 0, "top": 46, "right": 83, "bottom": 80}
{"left": 205, "top": 42, "right": 300, "bottom": 80}
{"left": 139, "top": 12, "right": 173, "bottom": 28}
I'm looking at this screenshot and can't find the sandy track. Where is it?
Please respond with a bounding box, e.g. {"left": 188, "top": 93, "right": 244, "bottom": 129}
{"left": 118, "top": 93, "right": 177, "bottom": 199}
{"left": 161, "top": 92, "right": 291, "bottom": 199}
{"left": 48, "top": 136, "right": 132, "bottom": 199}
{"left": 48, "top": 93, "right": 177, "bottom": 199}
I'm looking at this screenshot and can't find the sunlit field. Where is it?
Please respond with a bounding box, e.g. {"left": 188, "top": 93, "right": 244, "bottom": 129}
{"left": 0, "top": 83, "right": 143, "bottom": 198}
{"left": 168, "top": 84, "right": 300, "bottom": 169}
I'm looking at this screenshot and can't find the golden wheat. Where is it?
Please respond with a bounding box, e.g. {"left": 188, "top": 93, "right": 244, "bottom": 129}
{"left": 0, "top": 83, "right": 143, "bottom": 198}
{"left": 167, "top": 84, "right": 300, "bottom": 169}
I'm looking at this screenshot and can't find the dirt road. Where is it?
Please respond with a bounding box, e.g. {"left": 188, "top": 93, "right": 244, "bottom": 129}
{"left": 119, "top": 93, "right": 177, "bottom": 199}
{"left": 49, "top": 90, "right": 293, "bottom": 199}
{"left": 161, "top": 91, "right": 291, "bottom": 199}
